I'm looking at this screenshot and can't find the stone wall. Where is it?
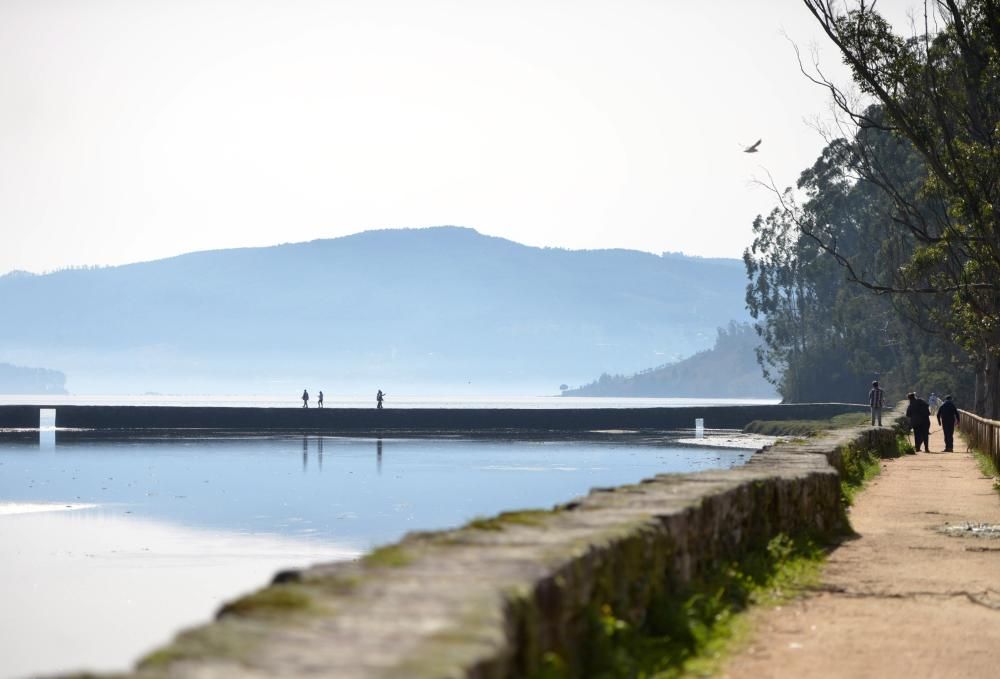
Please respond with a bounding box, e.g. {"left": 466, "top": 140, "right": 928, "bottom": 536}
{"left": 111, "top": 412, "right": 905, "bottom": 679}
{"left": 0, "top": 402, "right": 867, "bottom": 433}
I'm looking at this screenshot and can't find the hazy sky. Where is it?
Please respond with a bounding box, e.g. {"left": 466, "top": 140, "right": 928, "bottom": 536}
{"left": 1, "top": 0, "right": 919, "bottom": 274}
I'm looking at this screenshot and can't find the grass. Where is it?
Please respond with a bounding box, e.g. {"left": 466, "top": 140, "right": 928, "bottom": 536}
{"left": 531, "top": 534, "right": 827, "bottom": 679}
{"left": 743, "top": 412, "right": 871, "bottom": 437}
{"left": 217, "top": 584, "right": 315, "bottom": 618}
{"left": 970, "top": 448, "right": 1000, "bottom": 494}
{"left": 465, "top": 509, "right": 553, "bottom": 531}
{"left": 361, "top": 543, "right": 413, "bottom": 568}
{"left": 838, "top": 433, "right": 912, "bottom": 505}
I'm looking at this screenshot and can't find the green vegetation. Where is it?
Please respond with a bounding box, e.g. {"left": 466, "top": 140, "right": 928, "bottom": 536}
{"left": 465, "top": 509, "right": 553, "bottom": 531}
{"left": 531, "top": 534, "right": 826, "bottom": 679}
{"left": 217, "top": 584, "right": 315, "bottom": 618}
{"left": 748, "top": 1, "right": 998, "bottom": 415}
{"left": 838, "top": 445, "right": 883, "bottom": 506}
{"left": 743, "top": 411, "right": 870, "bottom": 437}
{"left": 971, "top": 448, "right": 1000, "bottom": 495}
{"left": 361, "top": 543, "right": 413, "bottom": 568}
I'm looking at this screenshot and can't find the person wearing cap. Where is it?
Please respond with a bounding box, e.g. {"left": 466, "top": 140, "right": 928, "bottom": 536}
{"left": 868, "top": 380, "right": 885, "bottom": 426}
{"left": 936, "top": 395, "right": 961, "bottom": 452}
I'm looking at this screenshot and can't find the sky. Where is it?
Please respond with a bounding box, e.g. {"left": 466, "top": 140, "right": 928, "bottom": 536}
{"left": 0, "top": 0, "right": 921, "bottom": 274}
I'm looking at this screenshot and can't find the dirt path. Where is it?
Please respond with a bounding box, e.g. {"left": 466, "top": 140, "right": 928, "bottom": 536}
{"left": 719, "top": 426, "right": 1000, "bottom": 679}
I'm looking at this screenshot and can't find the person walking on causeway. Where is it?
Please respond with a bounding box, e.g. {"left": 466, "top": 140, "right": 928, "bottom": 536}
{"left": 906, "top": 392, "right": 931, "bottom": 452}
{"left": 302, "top": 389, "right": 309, "bottom": 408}
{"left": 376, "top": 390, "right": 384, "bottom": 409}
{"left": 318, "top": 391, "right": 324, "bottom": 408}
{"left": 869, "top": 380, "right": 885, "bottom": 426}
{"left": 937, "top": 395, "right": 961, "bottom": 452}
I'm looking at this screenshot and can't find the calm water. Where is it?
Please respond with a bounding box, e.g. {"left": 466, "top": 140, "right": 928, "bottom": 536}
{"left": 0, "top": 431, "right": 752, "bottom": 678}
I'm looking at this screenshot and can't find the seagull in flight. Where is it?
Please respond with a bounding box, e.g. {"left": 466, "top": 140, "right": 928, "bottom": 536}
{"left": 743, "top": 138, "right": 762, "bottom": 153}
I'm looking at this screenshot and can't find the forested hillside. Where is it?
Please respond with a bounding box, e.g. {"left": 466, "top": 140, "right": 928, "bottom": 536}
{"left": 563, "top": 322, "right": 776, "bottom": 398}
{"left": 0, "top": 363, "right": 67, "bottom": 394}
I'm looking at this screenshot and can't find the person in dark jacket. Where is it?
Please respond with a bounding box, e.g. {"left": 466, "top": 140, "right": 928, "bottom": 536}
{"left": 905, "top": 392, "right": 931, "bottom": 452}
{"left": 936, "top": 395, "right": 961, "bottom": 452}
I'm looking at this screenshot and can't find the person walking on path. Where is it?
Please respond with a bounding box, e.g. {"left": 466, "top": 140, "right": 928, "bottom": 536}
{"left": 301, "top": 389, "right": 309, "bottom": 408}
{"left": 906, "top": 392, "right": 931, "bottom": 452}
{"left": 868, "top": 380, "right": 885, "bottom": 426}
{"left": 317, "top": 390, "right": 324, "bottom": 408}
{"left": 936, "top": 395, "right": 960, "bottom": 452}
{"left": 376, "top": 389, "right": 384, "bottom": 409}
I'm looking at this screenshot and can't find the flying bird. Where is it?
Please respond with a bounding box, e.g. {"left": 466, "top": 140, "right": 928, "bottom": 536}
{"left": 743, "top": 139, "right": 762, "bottom": 153}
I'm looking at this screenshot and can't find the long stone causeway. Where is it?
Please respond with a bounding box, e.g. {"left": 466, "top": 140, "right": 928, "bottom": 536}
{"left": 0, "top": 402, "right": 865, "bottom": 433}
{"left": 4, "top": 402, "right": 899, "bottom": 678}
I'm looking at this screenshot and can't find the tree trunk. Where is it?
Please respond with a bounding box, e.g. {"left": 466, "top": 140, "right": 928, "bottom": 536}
{"left": 974, "top": 355, "right": 987, "bottom": 415}
{"left": 984, "top": 350, "right": 1000, "bottom": 420}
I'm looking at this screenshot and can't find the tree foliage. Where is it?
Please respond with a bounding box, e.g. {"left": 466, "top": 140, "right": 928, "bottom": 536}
{"left": 762, "top": 0, "right": 998, "bottom": 414}
{"left": 745, "top": 115, "right": 976, "bottom": 404}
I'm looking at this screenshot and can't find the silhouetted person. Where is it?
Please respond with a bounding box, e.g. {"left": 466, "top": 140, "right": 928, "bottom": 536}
{"left": 317, "top": 390, "right": 324, "bottom": 408}
{"left": 302, "top": 389, "right": 309, "bottom": 408}
{"left": 906, "top": 392, "right": 931, "bottom": 452}
{"left": 868, "top": 380, "right": 885, "bottom": 426}
{"left": 376, "top": 389, "right": 384, "bottom": 409}
{"left": 937, "top": 395, "right": 960, "bottom": 452}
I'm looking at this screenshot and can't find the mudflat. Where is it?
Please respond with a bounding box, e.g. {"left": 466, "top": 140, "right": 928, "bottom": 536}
{"left": 720, "top": 426, "right": 1000, "bottom": 679}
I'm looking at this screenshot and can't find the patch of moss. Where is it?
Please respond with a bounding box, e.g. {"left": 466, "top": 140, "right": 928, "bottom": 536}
{"left": 138, "top": 623, "right": 260, "bottom": 669}
{"left": 466, "top": 509, "right": 553, "bottom": 531}
{"left": 217, "top": 584, "right": 315, "bottom": 618}
{"left": 308, "top": 572, "right": 363, "bottom": 596}
{"left": 362, "top": 543, "right": 413, "bottom": 568}
{"left": 528, "top": 533, "right": 826, "bottom": 679}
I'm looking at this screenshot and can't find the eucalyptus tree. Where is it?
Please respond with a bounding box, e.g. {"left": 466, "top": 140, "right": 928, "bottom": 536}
{"left": 798, "top": 0, "right": 1000, "bottom": 416}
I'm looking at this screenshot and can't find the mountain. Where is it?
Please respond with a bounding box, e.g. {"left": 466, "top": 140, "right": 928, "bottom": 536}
{"left": 0, "top": 227, "right": 751, "bottom": 394}
{"left": 0, "top": 362, "right": 67, "bottom": 395}
{"left": 562, "top": 322, "right": 777, "bottom": 398}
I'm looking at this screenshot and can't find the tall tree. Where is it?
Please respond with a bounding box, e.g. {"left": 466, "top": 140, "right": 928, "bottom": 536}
{"left": 746, "top": 118, "right": 976, "bottom": 404}
{"left": 800, "top": 0, "right": 1000, "bottom": 416}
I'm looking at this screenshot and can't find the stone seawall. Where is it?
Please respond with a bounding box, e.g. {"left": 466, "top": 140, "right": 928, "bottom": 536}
{"left": 0, "top": 402, "right": 866, "bottom": 432}
{"left": 0, "top": 404, "right": 44, "bottom": 428}
{"left": 109, "top": 413, "right": 904, "bottom": 679}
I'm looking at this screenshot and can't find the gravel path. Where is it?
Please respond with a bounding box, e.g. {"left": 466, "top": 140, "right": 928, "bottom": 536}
{"left": 719, "top": 426, "right": 1000, "bottom": 679}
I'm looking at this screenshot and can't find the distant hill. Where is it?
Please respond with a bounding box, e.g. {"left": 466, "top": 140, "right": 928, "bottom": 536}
{"left": 562, "top": 322, "right": 776, "bottom": 398}
{"left": 0, "top": 362, "right": 67, "bottom": 395}
{"left": 0, "top": 227, "right": 751, "bottom": 393}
